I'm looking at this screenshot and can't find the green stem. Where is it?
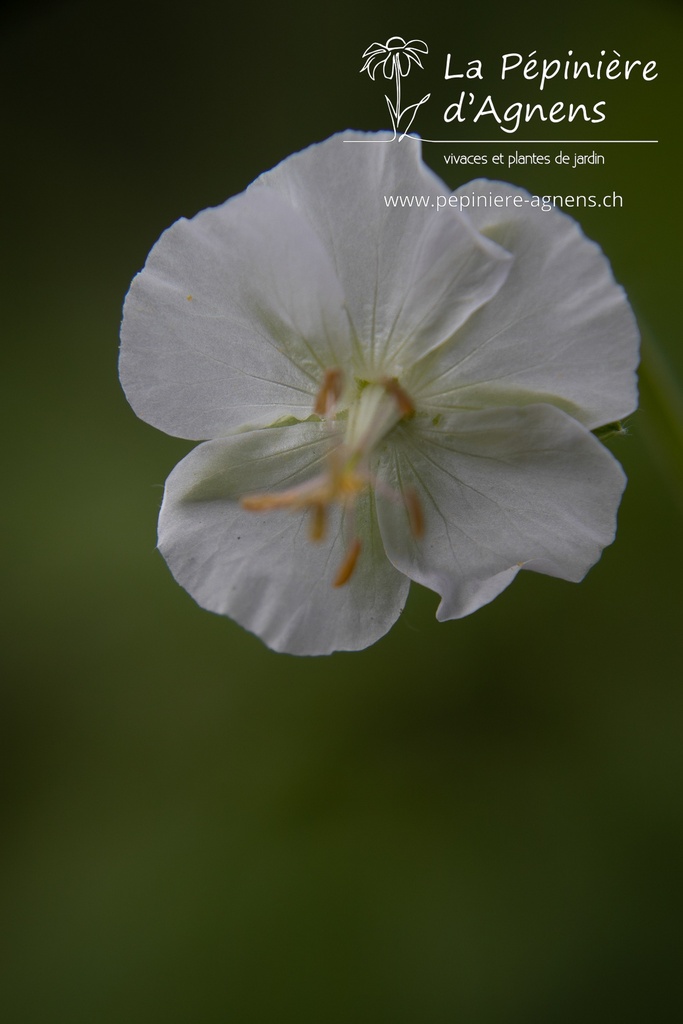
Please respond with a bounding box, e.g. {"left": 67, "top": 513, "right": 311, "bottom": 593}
{"left": 638, "top": 330, "right": 683, "bottom": 510}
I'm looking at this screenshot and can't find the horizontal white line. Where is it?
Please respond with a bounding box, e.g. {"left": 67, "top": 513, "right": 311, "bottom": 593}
{"left": 425, "top": 139, "right": 659, "bottom": 144}
{"left": 345, "top": 138, "right": 659, "bottom": 144}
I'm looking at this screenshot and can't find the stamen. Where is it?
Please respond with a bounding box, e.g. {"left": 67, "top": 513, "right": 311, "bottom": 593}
{"left": 404, "top": 486, "right": 425, "bottom": 538}
{"left": 333, "top": 537, "right": 362, "bottom": 587}
{"left": 240, "top": 370, "right": 423, "bottom": 590}
{"left": 381, "top": 377, "right": 415, "bottom": 418}
{"left": 241, "top": 475, "right": 330, "bottom": 514}
{"left": 314, "top": 367, "right": 344, "bottom": 417}
{"left": 240, "top": 493, "right": 290, "bottom": 511}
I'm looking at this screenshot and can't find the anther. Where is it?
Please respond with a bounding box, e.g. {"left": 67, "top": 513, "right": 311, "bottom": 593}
{"left": 333, "top": 537, "right": 362, "bottom": 587}
{"left": 381, "top": 377, "right": 415, "bottom": 418}
{"left": 240, "top": 493, "right": 291, "bottom": 511}
{"left": 314, "top": 367, "right": 344, "bottom": 417}
{"left": 240, "top": 495, "right": 282, "bottom": 512}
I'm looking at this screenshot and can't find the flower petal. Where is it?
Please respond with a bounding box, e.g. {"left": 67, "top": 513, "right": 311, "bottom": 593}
{"left": 410, "top": 180, "right": 639, "bottom": 429}
{"left": 361, "top": 53, "right": 389, "bottom": 80}
{"left": 120, "top": 187, "right": 353, "bottom": 440}
{"left": 405, "top": 40, "right": 429, "bottom": 54}
{"left": 158, "top": 423, "right": 409, "bottom": 655}
{"left": 405, "top": 51, "right": 425, "bottom": 70}
{"left": 361, "top": 41, "right": 387, "bottom": 58}
{"left": 253, "top": 133, "right": 513, "bottom": 376}
{"left": 375, "top": 404, "right": 627, "bottom": 620}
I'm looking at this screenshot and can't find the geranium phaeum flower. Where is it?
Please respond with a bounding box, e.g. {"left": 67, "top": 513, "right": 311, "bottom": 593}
{"left": 119, "top": 131, "right": 639, "bottom": 656}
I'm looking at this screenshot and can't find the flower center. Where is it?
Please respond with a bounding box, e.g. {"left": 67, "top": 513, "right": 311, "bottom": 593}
{"left": 241, "top": 370, "right": 421, "bottom": 586}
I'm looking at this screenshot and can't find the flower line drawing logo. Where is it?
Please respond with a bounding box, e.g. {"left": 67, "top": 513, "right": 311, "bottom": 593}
{"left": 361, "top": 37, "right": 430, "bottom": 139}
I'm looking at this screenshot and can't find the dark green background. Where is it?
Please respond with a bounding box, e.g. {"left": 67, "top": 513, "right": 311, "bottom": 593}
{"left": 2, "top": 1, "right": 682, "bottom": 1021}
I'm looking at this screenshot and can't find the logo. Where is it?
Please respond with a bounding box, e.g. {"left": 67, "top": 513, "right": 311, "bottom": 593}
{"left": 360, "top": 37, "right": 430, "bottom": 139}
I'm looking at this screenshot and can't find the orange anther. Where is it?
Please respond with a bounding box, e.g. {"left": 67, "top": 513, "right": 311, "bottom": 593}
{"left": 381, "top": 377, "right": 414, "bottom": 418}
{"left": 314, "top": 367, "right": 344, "bottom": 417}
{"left": 333, "top": 537, "right": 362, "bottom": 587}
{"left": 240, "top": 493, "right": 289, "bottom": 511}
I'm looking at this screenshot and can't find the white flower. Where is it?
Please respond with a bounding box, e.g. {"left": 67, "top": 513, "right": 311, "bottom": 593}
{"left": 119, "top": 131, "right": 639, "bottom": 656}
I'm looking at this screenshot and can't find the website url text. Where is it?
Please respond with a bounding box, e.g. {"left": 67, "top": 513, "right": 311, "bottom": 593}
{"left": 383, "top": 192, "right": 624, "bottom": 212}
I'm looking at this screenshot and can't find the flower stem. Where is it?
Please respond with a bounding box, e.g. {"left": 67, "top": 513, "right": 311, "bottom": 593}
{"left": 394, "top": 54, "right": 402, "bottom": 125}
{"left": 638, "top": 330, "right": 683, "bottom": 510}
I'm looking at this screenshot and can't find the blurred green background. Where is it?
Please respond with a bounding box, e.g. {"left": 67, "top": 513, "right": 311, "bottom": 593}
{"left": 2, "top": 0, "right": 682, "bottom": 1021}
